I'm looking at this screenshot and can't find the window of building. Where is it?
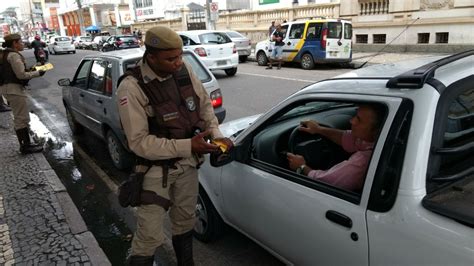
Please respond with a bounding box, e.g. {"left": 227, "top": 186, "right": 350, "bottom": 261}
{"left": 356, "top": 34, "right": 368, "bottom": 44}
{"left": 373, "top": 34, "right": 386, "bottom": 44}
{"left": 436, "top": 32, "right": 449, "bottom": 44}
{"left": 418, "top": 33, "right": 430, "bottom": 44}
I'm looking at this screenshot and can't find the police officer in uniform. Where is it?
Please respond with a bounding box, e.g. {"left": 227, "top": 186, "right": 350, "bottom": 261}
{"left": 117, "top": 26, "right": 233, "bottom": 265}
{"left": 0, "top": 33, "right": 45, "bottom": 154}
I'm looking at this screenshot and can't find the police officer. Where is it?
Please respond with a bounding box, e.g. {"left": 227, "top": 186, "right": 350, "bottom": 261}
{"left": 0, "top": 33, "right": 45, "bottom": 154}
{"left": 117, "top": 26, "right": 233, "bottom": 265}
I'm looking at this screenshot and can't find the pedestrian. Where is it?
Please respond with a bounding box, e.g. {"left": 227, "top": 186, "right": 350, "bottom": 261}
{"left": 0, "top": 33, "right": 45, "bottom": 154}
{"left": 266, "top": 23, "right": 285, "bottom": 70}
{"left": 116, "top": 26, "right": 233, "bottom": 265}
{"left": 268, "top": 21, "right": 276, "bottom": 37}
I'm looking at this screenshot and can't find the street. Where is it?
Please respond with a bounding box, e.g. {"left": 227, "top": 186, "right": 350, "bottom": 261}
{"left": 23, "top": 48, "right": 352, "bottom": 265}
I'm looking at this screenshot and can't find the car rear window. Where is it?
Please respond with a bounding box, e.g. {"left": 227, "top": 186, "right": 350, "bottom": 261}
{"left": 56, "top": 37, "right": 70, "bottom": 42}
{"left": 118, "top": 36, "right": 137, "bottom": 42}
{"left": 227, "top": 31, "right": 244, "bottom": 38}
{"left": 198, "top": 33, "right": 231, "bottom": 44}
{"left": 327, "top": 22, "right": 342, "bottom": 39}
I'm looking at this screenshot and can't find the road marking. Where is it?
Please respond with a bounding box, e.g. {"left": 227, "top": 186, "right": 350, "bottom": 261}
{"left": 239, "top": 72, "right": 317, "bottom": 83}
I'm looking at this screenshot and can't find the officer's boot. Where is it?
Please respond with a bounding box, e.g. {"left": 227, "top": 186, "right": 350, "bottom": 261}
{"left": 15, "top": 128, "right": 43, "bottom": 154}
{"left": 127, "top": 255, "right": 154, "bottom": 266}
{"left": 172, "top": 230, "right": 194, "bottom": 266}
{"left": 0, "top": 101, "right": 11, "bottom": 112}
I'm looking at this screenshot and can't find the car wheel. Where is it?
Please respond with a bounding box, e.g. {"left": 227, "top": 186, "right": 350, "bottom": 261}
{"left": 65, "top": 106, "right": 83, "bottom": 135}
{"left": 73, "top": 51, "right": 76, "bottom": 54}
{"left": 239, "top": 55, "right": 248, "bottom": 63}
{"left": 224, "top": 67, "right": 237, "bottom": 76}
{"left": 301, "top": 53, "right": 315, "bottom": 70}
{"left": 193, "top": 186, "right": 225, "bottom": 242}
{"left": 49, "top": 48, "right": 54, "bottom": 55}
{"left": 257, "top": 51, "right": 268, "bottom": 66}
{"left": 106, "top": 130, "right": 133, "bottom": 170}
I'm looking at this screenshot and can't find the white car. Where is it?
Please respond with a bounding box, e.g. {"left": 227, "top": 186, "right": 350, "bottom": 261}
{"left": 48, "top": 36, "right": 76, "bottom": 55}
{"left": 195, "top": 51, "right": 474, "bottom": 265}
{"left": 178, "top": 30, "right": 239, "bottom": 76}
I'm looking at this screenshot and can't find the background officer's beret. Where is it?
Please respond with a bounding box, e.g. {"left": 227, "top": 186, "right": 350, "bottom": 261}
{"left": 4, "top": 33, "right": 21, "bottom": 42}
{"left": 144, "top": 26, "right": 183, "bottom": 50}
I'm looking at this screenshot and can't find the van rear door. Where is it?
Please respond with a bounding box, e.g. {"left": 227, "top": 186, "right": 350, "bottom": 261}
{"left": 325, "top": 21, "right": 352, "bottom": 62}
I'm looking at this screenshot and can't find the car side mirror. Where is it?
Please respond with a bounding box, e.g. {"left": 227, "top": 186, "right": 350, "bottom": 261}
{"left": 210, "top": 148, "right": 235, "bottom": 167}
{"left": 58, "top": 78, "right": 71, "bottom": 86}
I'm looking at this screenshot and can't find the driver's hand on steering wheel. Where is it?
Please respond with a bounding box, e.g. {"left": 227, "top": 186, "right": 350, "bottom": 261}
{"left": 299, "top": 120, "right": 321, "bottom": 135}
{"left": 287, "top": 152, "right": 306, "bottom": 171}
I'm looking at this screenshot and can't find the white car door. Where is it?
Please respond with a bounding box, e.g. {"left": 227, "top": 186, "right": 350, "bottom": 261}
{"left": 282, "top": 23, "right": 305, "bottom": 62}
{"left": 218, "top": 96, "right": 392, "bottom": 265}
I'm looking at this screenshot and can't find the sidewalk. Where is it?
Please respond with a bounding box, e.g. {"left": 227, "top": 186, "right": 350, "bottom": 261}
{"left": 0, "top": 112, "right": 110, "bottom": 265}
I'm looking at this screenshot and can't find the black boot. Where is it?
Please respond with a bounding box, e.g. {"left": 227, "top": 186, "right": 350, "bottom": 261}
{"left": 15, "top": 128, "right": 43, "bottom": 154}
{"left": 172, "top": 231, "right": 194, "bottom": 266}
{"left": 0, "top": 101, "right": 11, "bottom": 112}
{"left": 127, "top": 255, "right": 154, "bottom": 266}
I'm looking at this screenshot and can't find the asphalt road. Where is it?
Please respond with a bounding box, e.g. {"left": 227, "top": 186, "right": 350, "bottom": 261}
{"left": 23, "top": 47, "right": 352, "bottom": 265}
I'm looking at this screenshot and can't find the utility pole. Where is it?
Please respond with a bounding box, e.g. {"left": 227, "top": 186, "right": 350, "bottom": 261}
{"left": 206, "top": 0, "right": 212, "bottom": 30}
{"left": 76, "top": 0, "right": 85, "bottom": 36}
{"left": 28, "top": 0, "right": 35, "bottom": 36}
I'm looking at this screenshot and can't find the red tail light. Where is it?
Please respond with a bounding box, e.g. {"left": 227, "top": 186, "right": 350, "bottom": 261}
{"left": 116, "top": 40, "right": 123, "bottom": 46}
{"left": 194, "top": 47, "right": 207, "bottom": 57}
{"left": 210, "top": 89, "right": 222, "bottom": 108}
{"left": 232, "top": 45, "right": 237, "bottom": 54}
{"left": 321, "top": 28, "right": 327, "bottom": 50}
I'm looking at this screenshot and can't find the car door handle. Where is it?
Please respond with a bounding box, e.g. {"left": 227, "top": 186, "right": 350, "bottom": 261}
{"left": 326, "top": 210, "right": 352, "bottom": 229}
{"left": 287, "top": 41, "right": 291, "bottom": 45}
{"left": 96, "top": 99, "right": 103, "bottom": 104}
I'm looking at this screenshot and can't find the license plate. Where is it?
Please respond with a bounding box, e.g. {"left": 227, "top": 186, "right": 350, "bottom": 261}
{"left": 217, "top": 60, "right": 226, "bottom": 66}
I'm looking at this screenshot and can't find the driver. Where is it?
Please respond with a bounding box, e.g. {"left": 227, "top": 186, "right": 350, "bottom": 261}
{"left": 286, "top": 104, "right": 384, "bottom": 192}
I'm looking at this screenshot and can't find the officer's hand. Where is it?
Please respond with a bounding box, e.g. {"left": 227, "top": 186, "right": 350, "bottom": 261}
{"left": 38, "top": 70, "right": 46, "bottom": 76}
{"left": 192, "top": 130, "right": 219, "bottom": 154}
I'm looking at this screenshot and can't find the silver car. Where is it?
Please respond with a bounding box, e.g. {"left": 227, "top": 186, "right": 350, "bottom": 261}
{"left": 60, "top": 48, "right": 226, "bottom": 170}
{"left": 225, "top": 30, "right": 251, "bottom": 62}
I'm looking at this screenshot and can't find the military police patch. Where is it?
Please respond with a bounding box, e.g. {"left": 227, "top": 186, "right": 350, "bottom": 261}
{"left": 151, "top": 37, "right": 160, "bottom": 46}
{"left": 185, "top": 97, "right": 196, "bottom": 111}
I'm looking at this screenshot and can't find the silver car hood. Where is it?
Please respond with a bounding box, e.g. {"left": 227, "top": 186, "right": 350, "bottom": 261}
{"left": 219, "top": 114, "right": 261, "bottom": 138}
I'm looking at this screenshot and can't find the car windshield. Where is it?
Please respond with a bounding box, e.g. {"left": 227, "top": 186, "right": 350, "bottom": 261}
{"left": 275, "top": 102, "right": 354, "bottom": 122}
{"left": 198, "top": 33, "right": 231, "bottom": 44}
{"left": 227, "top": 31, "right": 244, "bottom": 38}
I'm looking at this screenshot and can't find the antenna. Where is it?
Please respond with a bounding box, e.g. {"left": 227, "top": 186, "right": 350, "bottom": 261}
{"left": 356, "top": 17, "right": 420, "bottom": 69}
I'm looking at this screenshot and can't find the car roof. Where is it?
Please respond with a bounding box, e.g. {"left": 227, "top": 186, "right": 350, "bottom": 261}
{"left": 178, "top": 30, "right": 228, "bottom": 36}
{"left": 82, "top": 48, "right": 195, "bottom": 61}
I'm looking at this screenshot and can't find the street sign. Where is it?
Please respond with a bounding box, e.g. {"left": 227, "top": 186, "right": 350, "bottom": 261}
{"left": 210, "top": 2, "right": 218, "bottom": 13}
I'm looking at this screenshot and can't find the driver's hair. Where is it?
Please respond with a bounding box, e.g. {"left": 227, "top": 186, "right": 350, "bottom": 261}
{"left": 359, "top": 103, "right": 386, "bottom": 132}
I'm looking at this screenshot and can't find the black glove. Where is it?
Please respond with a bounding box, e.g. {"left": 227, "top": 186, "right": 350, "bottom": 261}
{"left": 39, "top": 70, "right": 46, "bottom": 76}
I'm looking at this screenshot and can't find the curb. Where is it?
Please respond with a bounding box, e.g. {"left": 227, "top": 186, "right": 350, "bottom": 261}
{"left": 34, "top": 150, "right": 111, "bottom": 266}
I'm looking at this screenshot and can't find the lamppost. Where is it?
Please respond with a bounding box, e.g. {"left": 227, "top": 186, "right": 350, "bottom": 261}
{"left": 75, "top": 0, "right": 85, "bottom": 36}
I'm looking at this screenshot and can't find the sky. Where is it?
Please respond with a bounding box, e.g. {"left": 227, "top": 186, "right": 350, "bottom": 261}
{"left": 0, "top": 3, "right": 20, "bottom": 14}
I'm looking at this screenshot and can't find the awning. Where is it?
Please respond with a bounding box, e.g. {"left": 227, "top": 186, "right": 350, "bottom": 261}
{"left": 85, "top": 25, "right": 100, "bottom": 31}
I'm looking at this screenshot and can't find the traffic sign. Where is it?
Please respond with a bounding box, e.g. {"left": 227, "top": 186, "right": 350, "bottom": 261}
{"left": 210, "top": 2, "right": 218, "bottom": 13}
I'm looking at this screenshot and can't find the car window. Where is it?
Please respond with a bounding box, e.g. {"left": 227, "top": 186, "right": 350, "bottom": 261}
{"left": 344, "top": 23, "right": 353, "bottom": 40}
{"left": 289, "top": 23, "right": 305, "bottom": 39}
{"left": 226, "top": 31, "right": 244, "bottom": 38}
{"left": 88, "top": 60, "right": 107, "bottom": 93}
{"left": 118, "top": 36, "right": 137, "bottom": 42}
{"left": 56, "top": 37, "right": 70, "bottom": 42}
{"left": 180, "top": 35, "right": 197, "bottom": 46}
{"left": 280, "top": 25, "right": 289, "bottom": 39}
{"left": 73, "top": 60, "right": 92, "bottom": 89}
{"left": 198, "top": 32, "right": 232, "bottom": 44}
{"left": 306, "top": 22, "right": 323, "bottom": 40}
{"left": 250, "top": 100, "right": 386, "bottom": 197}
{"left": 327, "top": 22, "right": 342, "bottom": 39}
{"left": 183, "top": 53, "right": 211, "bottom": 83}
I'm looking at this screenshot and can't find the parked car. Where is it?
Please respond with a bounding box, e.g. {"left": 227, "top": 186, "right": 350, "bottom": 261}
{"left": 194, "top": 51, "right": 474, "bottom": 265}
{"left": 225, "top": 30, "right": 251, "bottom": 62}
{"left": 255, "top": 18, "right": 352, "bottom": 69}
{"left": 22, "top": 37, "right": 31, "bottom": 49}
{"left": 101, "top": 35, "right": 139, "bottom": 52}
{"left": 92, "top": 36, "right": 109, "bottom": 51}
{"left": 60, "top": 48, "right": 226, "bottom": 170}
{"left": 178, "top": 30, "right": 239, "bottom": 76}
{"left": 48, "top": 36, "right": 75, "bottom": 54}
{"left": 74, "top": 36, "right": 93, "bottom": 49}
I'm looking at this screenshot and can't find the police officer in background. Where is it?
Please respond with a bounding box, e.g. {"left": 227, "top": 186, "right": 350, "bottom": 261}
{"left": 0, "top": 33, "right": 45, "bottom": 154}
{"left": 117, "top": 26, "right": 233, "bottom": 265}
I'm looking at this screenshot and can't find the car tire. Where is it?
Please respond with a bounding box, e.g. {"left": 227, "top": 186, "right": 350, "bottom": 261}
{"left": 193, "top": 186, "right": 225, "bottom": 242}
{"left": 257, "top": 51, "right": 268, "bottom": 66}
{"left": 49, "top": 48, "right": 54, "bottom": 55}
{"left": 239, "top": 55, "right": 248, "bottom": 63}
{"left": 106, "top": 130, "right": 133, "bottom": 170}
{"left": 224, "top": 67, "right": 237, "bottom": 76}
{"left": 73, "top": 51, "right": 76, "bottom": 54}
{"left": 301, "top": 53, "right": 315, "bottom": 70}
{"left": 65, "top": 106, "right": 83, "bottom": 135}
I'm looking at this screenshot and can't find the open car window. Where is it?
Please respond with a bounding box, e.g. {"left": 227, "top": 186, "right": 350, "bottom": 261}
{"left": 250, "top": 100, "right": 386, "bottom": 198}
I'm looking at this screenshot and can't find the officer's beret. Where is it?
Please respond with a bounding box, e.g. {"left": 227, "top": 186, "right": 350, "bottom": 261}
{"left": 4, "top": 33, "right": 21, "bottom": 42}
{"left": 144, "top": 26, "right": 183, "bottom": 50}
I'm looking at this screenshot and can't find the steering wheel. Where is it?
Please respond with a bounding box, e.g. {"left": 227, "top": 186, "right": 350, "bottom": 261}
{"left": 288, "top": 125, "right": 344, "bottom": 170}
